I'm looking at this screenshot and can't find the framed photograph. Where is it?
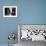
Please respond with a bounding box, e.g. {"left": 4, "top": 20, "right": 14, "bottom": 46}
{"left": 3, "top": 6, "right": 17, "bottom": 17}
{"left": 18, "top": 24, "right": 46, "bottom": 42}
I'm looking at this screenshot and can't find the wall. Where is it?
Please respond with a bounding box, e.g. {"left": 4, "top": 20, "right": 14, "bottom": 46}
{"left": 0, "top": 0, "right": 46, "bottom": 44}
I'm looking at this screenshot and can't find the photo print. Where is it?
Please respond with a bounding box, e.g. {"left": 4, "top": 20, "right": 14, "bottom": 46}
{"left": 3, "top": 6, "right": 17, "bottom": 17}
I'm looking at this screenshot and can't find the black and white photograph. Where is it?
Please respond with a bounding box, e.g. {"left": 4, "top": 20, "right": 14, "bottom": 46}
{"left": 18, "top": 25, "right": 46, "bottom": 46}
{"left": 3, "top": 6, "right": 17, "bottom": 17}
